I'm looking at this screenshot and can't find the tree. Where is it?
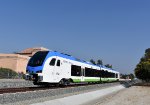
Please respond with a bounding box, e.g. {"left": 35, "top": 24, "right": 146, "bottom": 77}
{"left": 120, "top": 73, "right": 135, "bottom": 80}
{"left": 90, "top": 59, "right": 96, "bottom": 65}
{"left": 0, "top": 68, "right": 18, "bottom": 79}
{"left": 120, "top": 74, "right": 128, "bottom": 79}
{"left": 97, "top": 59, "right": 103, "bottom": 66}
{"left": 134, "top": 48, "right": 150, "bottom": 82}
{"left": 128, "top": 73, "right": 135, "bottom": 80}
{"left": 135, "top": 61, "right": 150, "bottom": 81}
{"left": 105, "top": 64, "right": 112, "bottom": 68}
{"left": 145, "top": 48, "right": 150, "bottom": 60}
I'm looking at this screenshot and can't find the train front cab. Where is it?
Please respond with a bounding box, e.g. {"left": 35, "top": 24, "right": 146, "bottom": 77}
{"left": 25, "top": 51, "right": 49, "bottom": 83}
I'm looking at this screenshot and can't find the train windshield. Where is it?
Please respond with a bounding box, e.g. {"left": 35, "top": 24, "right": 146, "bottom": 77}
{"left": 28, "top": 51, "right": 49, "bottom": 67}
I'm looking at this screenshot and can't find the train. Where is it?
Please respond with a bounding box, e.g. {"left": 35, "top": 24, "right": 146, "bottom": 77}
{"left": 25, "top": 51, "right": 120, "bottom": 85}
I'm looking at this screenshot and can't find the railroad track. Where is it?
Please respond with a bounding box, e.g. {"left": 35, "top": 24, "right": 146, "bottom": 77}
{"left": 0, "top": 82, "right": 120, "bottom": 94}
{"left": 0, "top": 86, "right": 55, "bottom": 94}
{"left": 0, "top": 83, "right": 98, "bottom": 94}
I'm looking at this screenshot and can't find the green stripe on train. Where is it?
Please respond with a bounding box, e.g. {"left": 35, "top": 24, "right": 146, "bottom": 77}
{"left": 84, "top": 79, "right": 100, "bottom": 82}
{"left": 101, "top": 78, "right": 118, "bottom": 82}
{"left": 72, "top": 79, "right": 81, "bottom": 82}
{"left": 73, "top": 78, "right": 117, "bottom": 83}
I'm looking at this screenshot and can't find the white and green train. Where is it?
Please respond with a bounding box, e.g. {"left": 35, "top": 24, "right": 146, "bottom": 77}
{"left": 26, "top": 51, "right": 120, "bottom": 85}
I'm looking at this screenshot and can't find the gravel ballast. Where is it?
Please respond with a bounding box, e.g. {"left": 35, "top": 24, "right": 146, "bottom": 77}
{"left": 0, "top": 79, "right": 35, "bottom": 88}
{"left": 0, "top": 82, "right": 120, "bottom": 104}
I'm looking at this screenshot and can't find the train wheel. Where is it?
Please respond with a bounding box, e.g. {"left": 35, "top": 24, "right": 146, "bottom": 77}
{"left": 59, "top": 79, "right": 67, "bottom": 86}
{"left": 59, "top": 79, "right": 70, "bottom": 86}
{"left": 66, "top": 79, "right": 70, "bottom": 85}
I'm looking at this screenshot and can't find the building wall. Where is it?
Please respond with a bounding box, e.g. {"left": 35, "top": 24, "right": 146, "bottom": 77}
{"left": 0, "top": 47, "right": 49, "bottom": 74}
{"left": 0, "top": 54, "right": 29, "bottom": 73}
{"left": 16, "top": 55, "right": 30, "bottom": 73}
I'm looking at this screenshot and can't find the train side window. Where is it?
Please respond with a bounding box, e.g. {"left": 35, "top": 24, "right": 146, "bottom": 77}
{"left": 85, "top": 68, "right": 100, "bottom": 77}
{"left": 57, "top": 60, "right": 60, "bottom": 66}
{"left": 71, "top": 65, "right": 81, "bottom": 76}
{"left": 50, "top": 58, "right": 56, "bottom": 66}
{"left": 116, "top": 73, "right": 118, "bottom": 78}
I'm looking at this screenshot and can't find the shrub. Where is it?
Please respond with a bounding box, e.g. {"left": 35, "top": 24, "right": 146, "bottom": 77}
{"left": 0, "top": 68, "right": 18, "bottom": 79}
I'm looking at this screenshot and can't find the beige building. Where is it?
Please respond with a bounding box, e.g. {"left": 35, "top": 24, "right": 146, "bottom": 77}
{"left": 16, "top": 47, "right": 49, "bottom": 57}
{"left": 0, "top": 54, "right": 29, "bottom": 73}
{"left": 0, "top": 47, "right": 49, "bottom": 73}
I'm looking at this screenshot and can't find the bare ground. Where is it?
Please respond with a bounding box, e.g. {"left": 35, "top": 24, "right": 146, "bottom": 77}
{"left": 85, "top": 86, "right": 150, "bottom": 105}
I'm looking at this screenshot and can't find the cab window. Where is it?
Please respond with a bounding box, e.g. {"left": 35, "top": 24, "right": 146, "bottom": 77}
{"left": 50, "top": 58, "right": 56, "bottom": 66}
{"left": 57, "top": 60, "right": 60, "bottom": 66}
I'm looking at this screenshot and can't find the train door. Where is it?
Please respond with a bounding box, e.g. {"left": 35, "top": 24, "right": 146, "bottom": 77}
{"left": 53, "top": 58, "right": 62, "bottom": 82}
{"left": 81, "top": 68, "right": 85, "bottom": 82}
{"left": 47, "top": 57, "right": 57, "bottom": 82}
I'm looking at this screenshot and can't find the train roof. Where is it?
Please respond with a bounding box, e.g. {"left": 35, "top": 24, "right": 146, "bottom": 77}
{"left": 46, "top": 51, "right": 119, "bottom": 73}
{"left": 48, "top": 51, "right": 94, "bottom": 65}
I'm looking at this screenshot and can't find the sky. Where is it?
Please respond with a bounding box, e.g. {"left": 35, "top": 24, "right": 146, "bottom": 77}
{"left": 0, "top": 0, "right": 150, "bottom": 74}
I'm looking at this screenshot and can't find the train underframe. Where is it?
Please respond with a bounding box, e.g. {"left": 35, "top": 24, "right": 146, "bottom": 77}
{"left": 25, "top": 73, "right": 119, "bottom": 86}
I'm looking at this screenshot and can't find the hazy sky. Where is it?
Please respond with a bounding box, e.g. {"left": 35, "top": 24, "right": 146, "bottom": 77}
{"left": 0, "top": 0, "right": 150, "bottom": 74}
